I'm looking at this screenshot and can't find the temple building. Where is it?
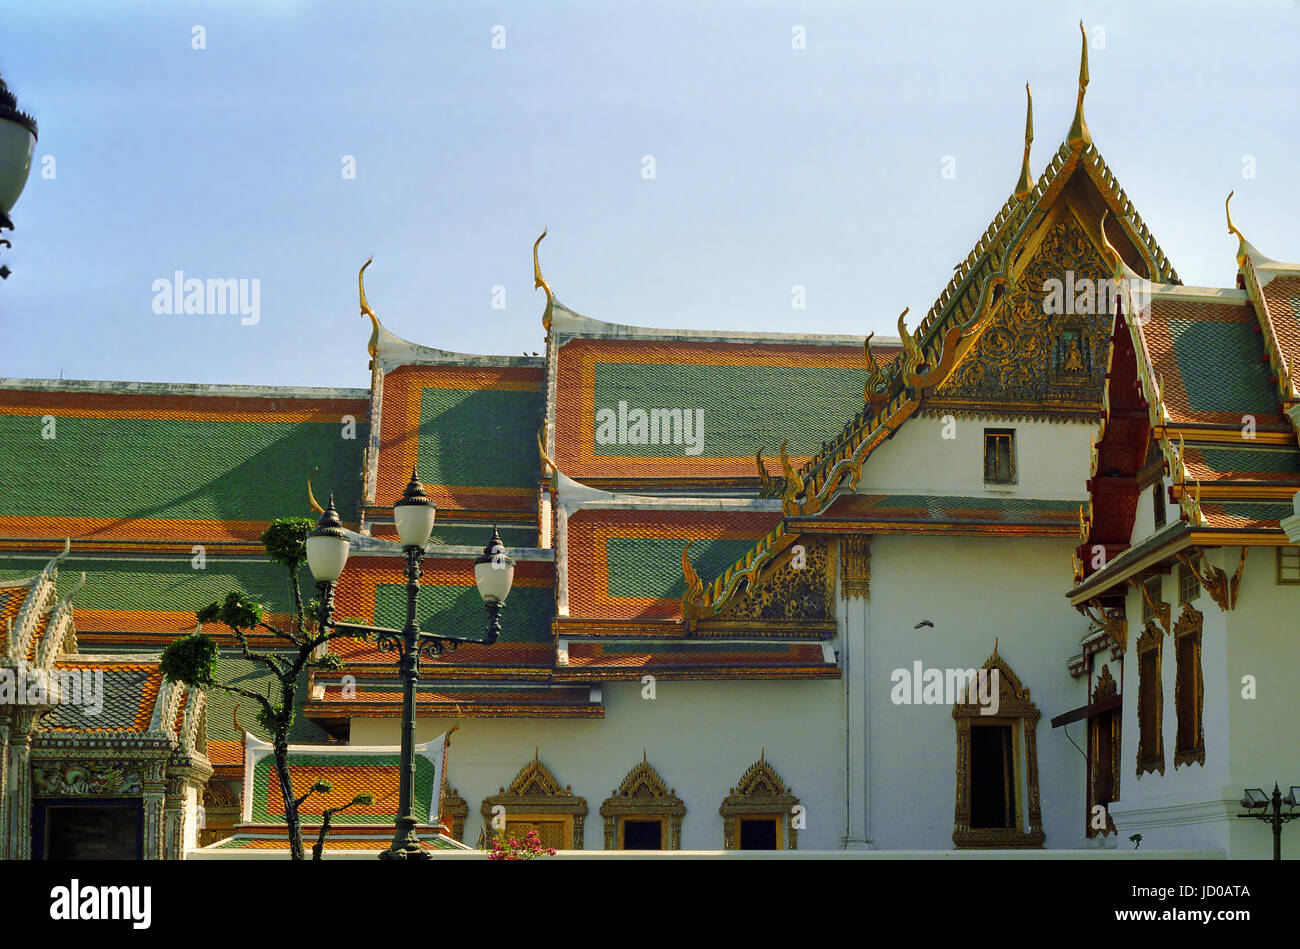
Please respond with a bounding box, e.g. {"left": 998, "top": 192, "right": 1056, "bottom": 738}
{"left": 2, "top": 28, "right": 1296, "bottom": 857}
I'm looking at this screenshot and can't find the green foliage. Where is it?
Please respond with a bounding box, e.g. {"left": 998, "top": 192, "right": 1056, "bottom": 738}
{"left": 257, "top": 702, "right": 289, "bottom": 733}
{"left": 311, "top": 652, "right": 343, "bottom": 672}
{"left": 353, "top": 793, "right": 374, "bottom": 806}
{"left": 160, "top": 634, "right": 220, "bottom": 689}
{"left": 312, "top": 780, "right": 333, "bottom": 794}
{"left": 197, "top": 591, "right": 265, "bottom": 633}
{"left": 261, "top": 517, "right": 313, "bottom": 570}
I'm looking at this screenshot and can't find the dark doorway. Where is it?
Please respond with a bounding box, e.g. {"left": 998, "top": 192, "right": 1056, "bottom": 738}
{"left": 622, "top": 820, "right": 663, "bottom": 849}
{"left": 36, "top": 800, "right": 144, "bottom": 859}
{"left": 970, "top": 724, "right": 1016, "bottom": 830}
{"left": 739, "top": 818, "right": 778, "bottom": 850}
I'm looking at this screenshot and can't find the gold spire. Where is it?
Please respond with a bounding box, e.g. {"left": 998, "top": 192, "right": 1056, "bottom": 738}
{"left": 1014, "top": 83, "right": 1034, "bottom": 200}
{"left": 1067, "top": 21, "right": 1091, "bottom": 149}
{"left": 534, "top": 229, "right": 554, "bottom": 331}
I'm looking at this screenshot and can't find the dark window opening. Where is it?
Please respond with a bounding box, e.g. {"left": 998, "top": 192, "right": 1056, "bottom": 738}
{"left": 969, "top": 723, "right": 1017, "bottom": 830}
{"left": 41, "top": 803, "right": 142, "bottom": 860}
{"left": 1176, "top": 636, "right": 1200, "bottom": 752}
{"left": 739, "top": 819, "right": 778, "bottom": 850}
{"left": 1153, "top": 483, "right": 1166, "bottom": 529}
{"left": 1138, "top": 651, "right": 1159, "bottom": 758}
{"left": 622, "top": 820, "right": 663, "bottom": 850}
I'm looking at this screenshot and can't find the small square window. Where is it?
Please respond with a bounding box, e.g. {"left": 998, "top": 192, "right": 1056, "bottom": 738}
{"left": 984, "top": 430, "right": 1016, "bottom": 484}
{"left": 1278, "top": 547, "right": 1300, "bottom": 584}
{"left": 1178, "top": 563, "right": 1200, "bottom": 604}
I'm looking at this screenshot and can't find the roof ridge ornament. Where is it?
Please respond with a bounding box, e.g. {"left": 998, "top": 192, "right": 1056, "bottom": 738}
{"left": 534, "top": 229, "right": 554, "bottom": 331}
{"left": 897, "top": 307, "right": 922, "bottom": 377}
{"left": 359, "top": 257, "right": 382, "bottom": 366}
{"left": 1067, "top": 21, "right": 1092, "bottom": 150}
{"left": 307, "top": 466, "right": 325, "bottom": 514}
{"left": 1014, "top": 83, "right": 1034, "bottom": 201}
{"left": 1224, "top": 190, "right": 1263, "bottom": 268}
{"left": 863, "top": 333, "right": 885, "bottom": 397}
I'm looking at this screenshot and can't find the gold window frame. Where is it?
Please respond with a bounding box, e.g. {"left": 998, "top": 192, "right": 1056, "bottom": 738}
{"left": 718, "top": 753, "right": 800, "bottom": 850}
{"left": 1172, "top": 604, "right": 1205, "bottom": 769}
{"left": 1085, "top": 665, "right": 1120, "bottom": 839}
{"left": 983, "top": 429, "right": 1016, "bottom": 485}
{"left": 480, "top": 754, "right": 588, "bottom": 850}
{"left": 1135, "top": 621, "right": 1165, "bottom": 777}
{"left": 600, "top": 755, "right": 685, "bottom": 850}
{"left": 952, "top": 646, "right": 1044, "bottom": 849}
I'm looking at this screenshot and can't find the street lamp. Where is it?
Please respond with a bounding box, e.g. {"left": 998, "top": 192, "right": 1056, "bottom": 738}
{"left": 0, "top": 72, "right": 38, "bottom": 280}
{"left": 306, "top": 470, "right": 514, "bottom": 860}
{"left": 1237, "top": 783, "right": 1299, "bottom": 860}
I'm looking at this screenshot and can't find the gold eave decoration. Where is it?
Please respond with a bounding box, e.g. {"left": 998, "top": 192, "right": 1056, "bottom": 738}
{"left": 681, "top": 541, "right": 712, "bottom": 623}
{"left": 1067, "top": 21, "right": 1091, "bottom": 150}
{"left": 755, "top": 447, "right": 780, "bottom": 498}
{"left": 1081, "top": 598, "right": 1127, "bottom": 651}
{"left": 862, "top": 333, "right": 886, "bottom": 399}
{"left": 1175, "top": 546, "right": 1247, "bottom": 611}
{"left": 359, "top": 257, "right": 382, "bottom": 367}
{"left": 534, "top": 229, "right": 554, "bottom": 331}
{"left": 1130, "top": 575, "right": 1171, "bottom": 635}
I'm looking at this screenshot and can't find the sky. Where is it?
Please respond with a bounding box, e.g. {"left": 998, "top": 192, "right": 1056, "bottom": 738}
{"left": 1, "top": 0, "right": 1297, "bottom": 390}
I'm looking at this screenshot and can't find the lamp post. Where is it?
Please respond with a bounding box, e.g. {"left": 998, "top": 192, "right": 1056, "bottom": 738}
{"left": 1236, "top": 783, "right": 1299, "bottom": 860}
{"left": 0, "top": 72, "right": 38, "bottom": 280}
{"left": 305, "top": 469, "right": 514, "bottom": 860}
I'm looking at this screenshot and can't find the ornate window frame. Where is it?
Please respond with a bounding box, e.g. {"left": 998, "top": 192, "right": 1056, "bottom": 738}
{"left": 600, "top": 755, "right": 685, "bottom": 850}
{"left": 1085, "top": 665, "right": 1120, "bottom": 838}
{"left": 480, "top": 755, "right": 587, "bottom": 849}
{"left": 440, "top": 779, "right": 469, "bottom": 842}
{"left": 952, "top": 646, "right": 1044, "bottom": 849}
{"left": 1135, "top": 620, "right": 1165, "bottom": 777}
{"left": 718, "top": 753, "right": 800, "bottom": 850}
{"left": 1172, "top": 604, "right": 1205, "bottom": 769}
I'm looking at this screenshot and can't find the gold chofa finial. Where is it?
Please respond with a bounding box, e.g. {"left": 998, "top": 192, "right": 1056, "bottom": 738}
{"left": 1098, "top": 210, "right": 1123, "bottom": 277}
{"left": 1225, "top": 190, "right": 1251, "bottom": 266}
{"left": 307, "top": 466, "right": 325, "bottom": 515}
{"left": 359, "top": 257, "right": 381, "bottom": 361}
{"left": 534, "top": 230, "right": 554, "bottom": 331}
{"left": 1015, "top": 84, "right": 1034, "bottom": 200}
{"left": 1068, "top": 21, "right": 1092, "bottom": 149}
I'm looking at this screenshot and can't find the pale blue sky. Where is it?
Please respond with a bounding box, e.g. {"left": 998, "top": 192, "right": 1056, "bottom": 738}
{"left": 1, "top": 0, "right": 1297, "bottom": 389}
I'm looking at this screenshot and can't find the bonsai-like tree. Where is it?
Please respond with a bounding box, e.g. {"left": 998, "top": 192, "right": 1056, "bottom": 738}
{"left": 160, "top": 517, "right": 352, "bottom": 860}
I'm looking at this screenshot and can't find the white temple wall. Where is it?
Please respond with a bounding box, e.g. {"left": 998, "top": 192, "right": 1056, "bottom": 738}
{"left": 861, "top": 532, "right": 1089, "bottom": 849}
{"left": 350, "top": 677, "right": 845, "bottom": 850}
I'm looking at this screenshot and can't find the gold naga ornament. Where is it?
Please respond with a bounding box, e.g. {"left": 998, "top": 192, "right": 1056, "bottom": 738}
{"left": 1014, "top": 83, "right": 1034, "bottom": 202}
{"left": 1176, "top": 547, "right": 1248, "bottom": 612}
{"left": 359, "top": 257, "right": 382, "bottom": 369}
{"left": 681, "top": 542, "right": 708, "bottom": 622}
{"left": 534, "top": 229, "right": 554, "bottom": 331}
{"left": 307, "top": 466, "right": 325, "bottom": 515}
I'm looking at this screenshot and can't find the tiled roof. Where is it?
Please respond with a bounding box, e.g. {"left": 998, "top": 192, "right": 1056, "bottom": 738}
{"left": 204, "top": 651, "right": 334, "bottom": 773}
{"left": 40, "top": 660, "right": 162, "bottom": 732}
{"left": 1197, "top": 500, "right": 1296, "bottom": 531}
{"left": 372, "top": 364, "right": 544, "bottom": 515}
{"left": 552, "top": 337, "right": 895, "bottom": 485}
{"left": 798, "top": 493, "right": 1082, "bottom": 531}
{"left": 305, "top": 680, "right": 602, "bottom": 718}
{"left": 555, "top": 639, "right": 836, "bottom": 680}
{"left": 1260, "top": 275, "right": 1300, "bottom": 374}
{"left": 1180, "top": 441, "right": 1300, "bottom": 486}
{"left": 205, "top": 831, "right": 469, "bottom": 851}
{"left": 0, "top": 555, "right": 302, "bottom": 645}
{"left": 1142, "top": 295, "right": 1288, "bottom": 429}
{"left": 0, "top": 387, "right": 368, "bottom": 545}
{"left": 565, "top": 509, "right": 781, "bottom": 620}
{"left": 332, "top": 555, "right": 555, "bottom": 670}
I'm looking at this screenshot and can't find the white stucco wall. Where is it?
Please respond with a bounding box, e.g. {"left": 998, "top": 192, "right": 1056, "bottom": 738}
{"left": 349, "top": 678, "right": 846, "bottom": 850}
{"left": 861, "top": 533, "right": 1090, "bottom": 849}
{"left": 857, "top": 415, "right": 1094, "bottom": 498}
{"left": 1226, "top": 547, "right": 1300, "bottom": 859}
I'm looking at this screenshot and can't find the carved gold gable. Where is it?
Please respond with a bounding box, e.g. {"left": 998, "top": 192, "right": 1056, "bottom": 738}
{"left": 933, "top": 205, "right": 1113, "bottom": 419}
{"left": 699, "top": 537, "right": 834, "bottom": 632}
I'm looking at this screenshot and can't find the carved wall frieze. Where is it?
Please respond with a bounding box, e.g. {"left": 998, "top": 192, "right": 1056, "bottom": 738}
{"left": 32, "top": 762, "right": 142, "bottom": 797}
